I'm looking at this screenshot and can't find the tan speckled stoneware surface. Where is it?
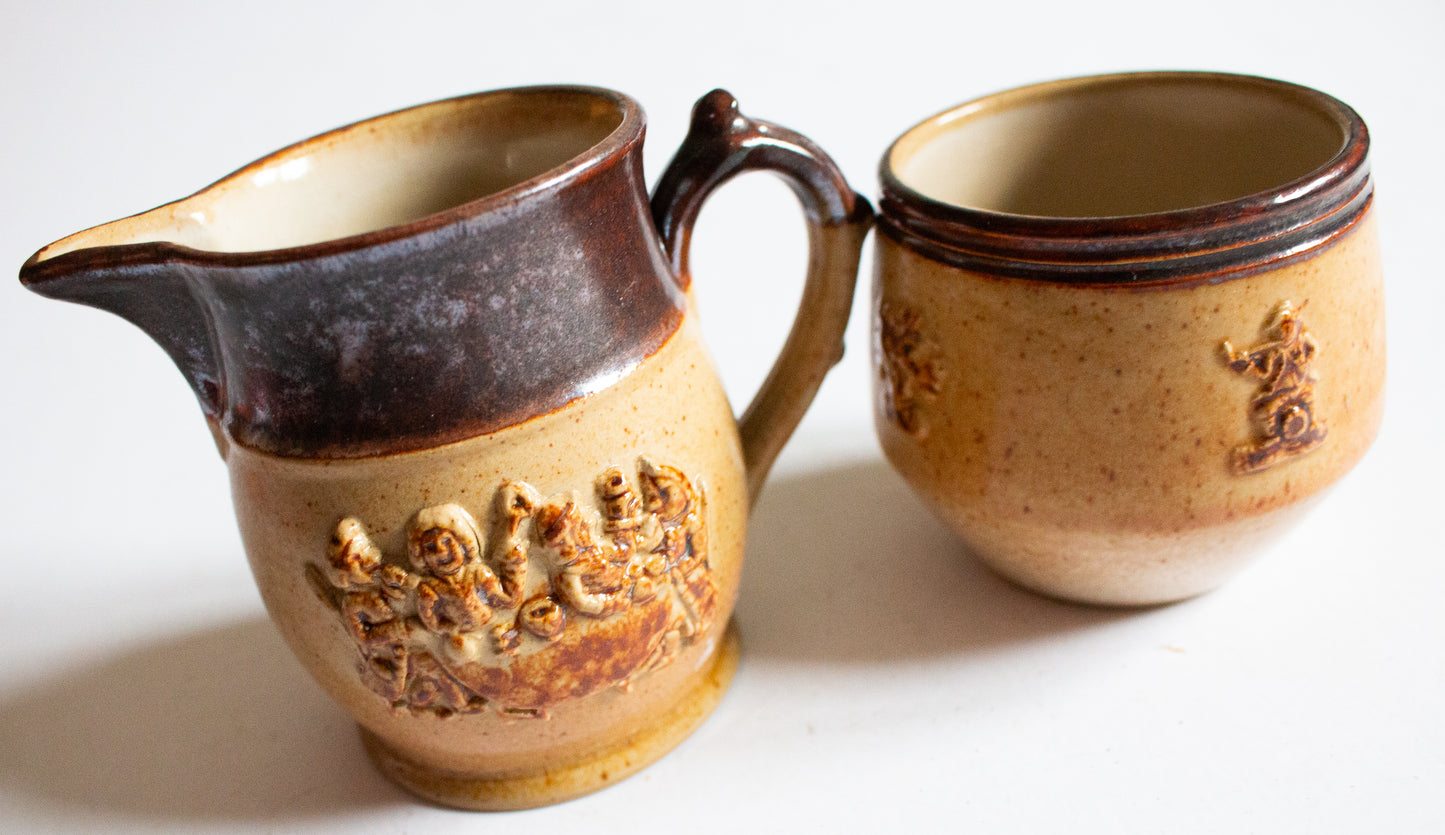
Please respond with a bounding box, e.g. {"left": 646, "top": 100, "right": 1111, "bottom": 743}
{"left": 19, "top": 86, "right": 871, "bottom": 809}
{"left": 874, "top": 72, "right": 1384, "bottom": 606}
{"left": 231, "top": 315, "right": 748, "bottom": 808}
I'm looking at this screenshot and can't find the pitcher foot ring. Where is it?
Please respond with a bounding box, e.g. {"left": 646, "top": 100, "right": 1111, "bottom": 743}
{"left": 359, "top": 619, "right": 740, "bottom": 811}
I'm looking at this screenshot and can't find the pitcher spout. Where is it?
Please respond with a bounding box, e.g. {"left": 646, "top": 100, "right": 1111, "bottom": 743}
{"left": 21, "top": 214, "right": 227, "bottom": 423}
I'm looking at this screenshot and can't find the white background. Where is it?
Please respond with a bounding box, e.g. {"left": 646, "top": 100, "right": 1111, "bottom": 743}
{"left": 2, "top": 1, "right": 1441, "bottom": 831}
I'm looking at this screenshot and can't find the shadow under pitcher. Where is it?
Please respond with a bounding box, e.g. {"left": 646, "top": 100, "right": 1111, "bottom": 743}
{"left": 20, "top": 87, "right": 871, "bottom": 810}
{"left": 872, "top": 71, "right": 1385, "bottom": 606}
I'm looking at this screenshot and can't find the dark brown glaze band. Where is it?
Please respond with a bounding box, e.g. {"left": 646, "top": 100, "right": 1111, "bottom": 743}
{"left": 21, "top": 87, "right": 686, "bottom": 459}
{"left": 878, "top": 72, "right": 1373, "bottom": 286}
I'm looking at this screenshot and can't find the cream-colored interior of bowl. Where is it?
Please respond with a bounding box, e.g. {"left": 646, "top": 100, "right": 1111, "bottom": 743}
{"left": 890, "top": 78, "right": 1346, "bottom": 218}
{"left": 36, "top": 91, "right": 625, "bottom": 259}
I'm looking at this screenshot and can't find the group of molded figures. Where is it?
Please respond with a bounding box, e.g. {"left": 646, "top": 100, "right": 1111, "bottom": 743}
{"left": 312, "top": 457, "right": 717, "bottom": 717}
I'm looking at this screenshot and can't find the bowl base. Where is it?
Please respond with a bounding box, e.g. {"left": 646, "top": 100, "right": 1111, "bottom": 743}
{"left": 359, "top": 618, "right": 740, "bottom": 811}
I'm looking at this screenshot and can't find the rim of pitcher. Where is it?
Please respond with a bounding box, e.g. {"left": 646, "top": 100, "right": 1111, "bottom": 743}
{"left": 22, "top": 85, "right": 644, "bottom": 283}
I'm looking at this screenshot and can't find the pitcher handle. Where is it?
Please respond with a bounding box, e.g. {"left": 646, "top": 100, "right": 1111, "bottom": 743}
{"left": 651, "top": 89, "right": 873, "bottom": 506}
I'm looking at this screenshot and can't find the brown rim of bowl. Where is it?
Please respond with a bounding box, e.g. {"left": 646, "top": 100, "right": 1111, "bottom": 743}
{"left": 877, "top": 71, "right": 1372, "bottom": 287}
{"left": 21, "top": 85, "right": 644, "bottom": 285}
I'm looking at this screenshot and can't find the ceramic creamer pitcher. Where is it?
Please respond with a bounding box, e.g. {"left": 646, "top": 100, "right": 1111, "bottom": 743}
{"left": 20, "top": 86, "right": 872, "bottom": 810}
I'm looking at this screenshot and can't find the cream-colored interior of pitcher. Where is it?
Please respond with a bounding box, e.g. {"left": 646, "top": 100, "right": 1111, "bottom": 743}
{"left": 891, "top": 77, "right": 1347, "bottom": 218}
{"left": 34, "top": 91, "right": 626, "bottom": 259}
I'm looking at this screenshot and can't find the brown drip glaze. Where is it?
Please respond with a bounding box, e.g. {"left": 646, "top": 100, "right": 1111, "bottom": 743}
{"left": 20, "top": 87, "right": 685, "bottom": 459}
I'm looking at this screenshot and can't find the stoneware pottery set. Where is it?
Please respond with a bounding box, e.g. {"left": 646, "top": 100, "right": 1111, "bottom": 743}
{"left": 20, "top": 71, "right": 1383, "bottom": 809}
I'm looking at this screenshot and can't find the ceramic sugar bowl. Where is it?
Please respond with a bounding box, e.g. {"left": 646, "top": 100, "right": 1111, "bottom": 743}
{"left": 872, "top": 72, "right": 1385, "bottom": 606}
{"left": 20, "top": 86, "right": 871, "bottom": 809}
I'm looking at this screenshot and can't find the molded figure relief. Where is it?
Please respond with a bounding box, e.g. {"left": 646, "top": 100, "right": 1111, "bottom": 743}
{"left": 877, "top": 301, "right": 944, "bottom": 436}
{"left": 1222, "top": 301, "right": 1328, "bottom": 474}
{"left": 309, "top": 457, "right": 716, "bottom": 718}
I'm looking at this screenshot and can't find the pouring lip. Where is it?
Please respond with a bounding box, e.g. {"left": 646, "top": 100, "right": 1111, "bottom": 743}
{"left": 21, "top": 84, "right": 646, "bottom": 285}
